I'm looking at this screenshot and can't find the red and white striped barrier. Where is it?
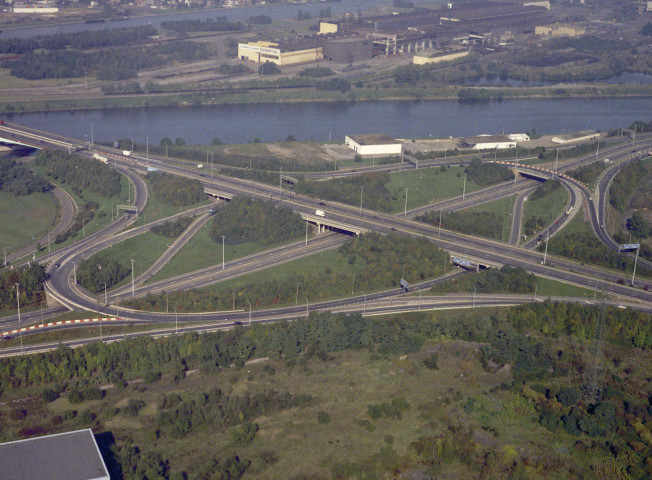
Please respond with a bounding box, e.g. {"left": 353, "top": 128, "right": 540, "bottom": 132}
{"left": 2, "top": 317, "right": 121, "bottom": 338}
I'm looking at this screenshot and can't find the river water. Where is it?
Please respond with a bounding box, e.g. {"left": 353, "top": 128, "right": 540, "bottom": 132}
{"left": 7, "top": 97, "right": 650, "bottom": 145}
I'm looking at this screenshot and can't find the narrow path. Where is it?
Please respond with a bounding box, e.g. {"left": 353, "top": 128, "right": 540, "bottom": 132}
{"left": 6, "top": 186, "right": 77, "bottom": 264}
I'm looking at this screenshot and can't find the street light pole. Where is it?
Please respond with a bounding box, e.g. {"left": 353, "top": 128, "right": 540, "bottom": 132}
{"left": 103, "top": 282, "right": 108, "bottom": 305}
{"left": 175, "top": 308, "right": 178, "bottom": 335}
{"left": 352, "top": 274, "right": 355, "bottom": 295}
{"left": 631, "top": 247, "right": 639, "bottom": 286}
{"left": 473, "top": 285, "right": 476, "bottom": 307}
{"left": 304, "top": 295, "right": 309, "bottom": 318}
{"left": 146, "top": 136, "right": 149, "bottom": 160}
{"left": 305, "top": 221, "right": 308, "bottom": 247}
{"left": 462, "top": 173, "right": 466, "bottom": 200}
{"left": 279, "top": 167, "right": 283, "bottom": 198}
{"left": 247, "top": 299, "right": 252, "bottom": 326}
{"left": 438, "top": 209, "right": 442, "bottom": 236}
{"left": 72, "top": 261, "right": 77, "bottom": 285}
{"left": 130, "top": 258, "right": 135, "bottom": 296}
{"left": 360, "top": 186, "right": 364, "bottom": 216}
{"left": 16, "top": 283, "right": 22, "bottom": 354}
{"left": 221, "top": 236, "right": 225, "bottom": 270}
{"left": 404, "top": 188, "right": 409, "bottom": 217}
{"left": 542, "top": 230, "right": 550, "bottom": 265}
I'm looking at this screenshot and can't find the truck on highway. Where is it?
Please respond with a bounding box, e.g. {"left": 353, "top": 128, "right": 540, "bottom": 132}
{"left": 315, "top": 209, "right": 325, "bottom": 217}
{"left": 123, "top": 150, "right": 132, "bottom": 156}
{"left": 147, "top": 166, "right": 159, "bottom": 172}
{"left": 93, "top": 153, "right": 109, "bottom": 164}
{"left": 197, "top": 163, "right": 204, "bottom": 169}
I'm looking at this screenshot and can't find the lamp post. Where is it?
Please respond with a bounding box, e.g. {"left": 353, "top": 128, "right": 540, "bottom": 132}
{"left": 279, "top": 167, "right": 283, "bottom": 198}
{"left": 221, "top": 235, "right": 225, "bottom": 270}
{"left": 359, "top": 186, "right": 364, "bottom": 216}
{"left": 72, "top": 261, "right": 77, "bottom": 285}
{"left": 305, "top": 220, "right": 308, "bottom": 247}
{"left": 103, "top": 282, "right": 108, "bottom": 305}
{"left": 130, "top": 258, "right": 136, "bottom": 296}
{"left": 247, "top": 299, "right": 252, "bottom": 327}
{"left": 472, "top": 285, "right": 476, "bottom": 307}
{"left": 15, "top": 283, "right": 22, "bottom": 354}
{"left": 303, "top": 295, "right": 309, "bottom": 318}
{"left": 438, "top": 209, "right": 442, "bottom": 236}
{"left": 631, "top": 247, "right": 639, "bottom": 286}
{"left": 542, "top": 230, "right": 550, "bottom": 265}
{"left": 352, "top": 274, "right": 355, "bottom": 295}
{"left": 462, "top": 173, "right": 467, "bottom": 200}
{"left": 404, "top": 188, "right": 409, "bottom": 217}
{"left": 175, "top": 308, "right": 178, "bottom": 335}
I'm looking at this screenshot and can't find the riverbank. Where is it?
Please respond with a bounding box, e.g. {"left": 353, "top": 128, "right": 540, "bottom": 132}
{"left": 1, "top": 83, "right": 651, "bottom": 115}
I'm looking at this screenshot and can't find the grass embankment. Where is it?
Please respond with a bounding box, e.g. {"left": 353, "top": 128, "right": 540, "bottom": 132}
{"left": 0, "top": 190, "right": 57, "bottom": 251}
{"left": 522, "top": 182, "right": 569, "bottom": 238}
{"left": 1, "top": 83, "right": 651, "bottom": 114}
{"left": 26, "top": 163, "right": 130, "bottom": 253}
{"left": 387, "top": 166, "right": 482, "bottom": 213}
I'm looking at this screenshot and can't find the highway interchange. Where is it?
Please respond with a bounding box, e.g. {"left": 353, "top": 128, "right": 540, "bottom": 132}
{"left": 0, "top": 122, "right": 651, "bottom": 356}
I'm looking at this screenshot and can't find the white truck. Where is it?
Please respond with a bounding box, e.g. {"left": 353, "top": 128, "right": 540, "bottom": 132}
{"left": 197, "top": 163, "right": 204, "bottom": 169}
{"left": 315, "top": 209, "right": 326, "bottom": 217}
{"left": 93, "top": 153, "right": 109, "bottom": 164}
{"left": 123, "top": 150, "right": 132, "bottom": 156}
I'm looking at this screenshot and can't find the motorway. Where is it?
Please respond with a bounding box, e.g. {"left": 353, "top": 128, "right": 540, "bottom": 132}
{"left": 0, "top": 122, "right": 650, "bottom": 350}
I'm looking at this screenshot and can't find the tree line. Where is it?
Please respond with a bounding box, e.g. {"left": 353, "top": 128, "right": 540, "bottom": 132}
{"left": 431, "top": 265, "right": 535, "bottom": 294}
{"left": 208, "top": 197, "right": 304, "bottom": 245}
{"left": 77, "top": 253, "right": 130, "bottom": 294}
{"left": 146, "top": 171, "right": 204, "bottom": 207}
{"left": 418, "top": 210, "right": 504, "bottom": 240}
{"left": 35, "top": 150, "right": 121, "bottom": 198}
{"left": 151, "top": 217, "right": 194, "bottom": 239}
{"left": 295, "top": 172, "right": 392, "bottom": 213}
{"left": 5, "top": 40, "right": 210, "bottom": 80}
{"left": 0, "top": 158, "right": 51, "bottom": 196}
{"left": 609, "top": 159, "right": 648, "bottom": 212}
{"left": 160, "top": 17, "right": 245, "bottom": 34}
{"left": 464, "top": 158, "right": 513, "bottom": 186}
{"left": 0, "top": 264, "right": 46, "bottom": 313}
{"left": 0, "top": 25, "right": 157, "bottom": 54}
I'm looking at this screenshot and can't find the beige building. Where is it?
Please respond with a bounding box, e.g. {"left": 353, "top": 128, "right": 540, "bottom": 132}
{"left": 413, "top": 49, "right": 469, "bottom": 65}
{"left": 238, "top": 40, "right": 323, "bottom": 66}
{"left": 345, "top": 134, "right": 403, "bottom": 156}
{"left": 535, "top": 24, "right": 586, "bottom": 38}
{"left": 319, "top": 22, "right": 339, "bottom": 34}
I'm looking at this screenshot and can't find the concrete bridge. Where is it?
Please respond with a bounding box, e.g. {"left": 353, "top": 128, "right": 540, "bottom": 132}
{"left": 301, "top": 213, "right": 369, "bottom": 236}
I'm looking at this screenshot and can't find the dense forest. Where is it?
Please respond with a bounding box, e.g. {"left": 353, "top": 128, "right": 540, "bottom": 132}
{"left": 294, "top": 172, "right": 392, "bottom": 213}
{"left": 0, "top": 303, "right": 650, "bottom": 478}
{"left": 208, "top": 197, "right": 304, "bottom": 246}
{"left": 464, "top": 158, "right": 513, "bottom": 186}
{"left": 146, "top": 171, "right": 204, "bottom": 207}
{"left": 35, "top": 150, "right": 121, "bottom": 198}
{"left": 127, "top": 232, "right": 449, "bottom": 312}
{"left": 0, "top": 158, "right": 51, "bottom": 196}
{"left": 0, "top": 264, "right": 47, "bottom": 312}
{"left": 431, "top": 265, "right": 536, "bottom": 294}
{"left": 609, "top": 159, "right": 649, "bottom": 212}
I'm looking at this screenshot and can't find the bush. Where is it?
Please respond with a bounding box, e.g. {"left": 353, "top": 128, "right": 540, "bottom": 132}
{"left": 41, "top": 388, "right": 59, "bottom": 403}
{"left": 317, "top": 411, "right": 331, "bottom": 424}
{"left": 231, "top": 422, "right": 258, "bottom": 446}
{"left": 80, "top": 409, "right": 96, "bottom": 424}
{"left": 423, "top": 353, "right": 439, "bottom": 370}
{"left": 68, "top": 389, "right": 84, "bottom": 404}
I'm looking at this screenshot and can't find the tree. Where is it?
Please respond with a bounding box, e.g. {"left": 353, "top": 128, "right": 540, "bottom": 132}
{"left": 258, "top": 61, "right": 280, "bottom": 76}
{"left": 211, "top": 137, "right": 223, "bottom": 145}
{"left": 159, "top": 138, "right": 174, "bottom": 147}
{"left": 175, "top": 137, "right": 186, "bottom": 147}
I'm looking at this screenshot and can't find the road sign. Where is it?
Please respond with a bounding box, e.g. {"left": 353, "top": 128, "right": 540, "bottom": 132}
{"left": 620, "top": 244, "right": 640, "bottom": 251}
{"left": 400, "top": 278, "right": 409, "bottom": 290}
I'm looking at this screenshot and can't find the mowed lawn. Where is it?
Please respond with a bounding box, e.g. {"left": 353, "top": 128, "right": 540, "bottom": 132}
{"left": 0, "top": 190, "right": 57, "bottom": 250}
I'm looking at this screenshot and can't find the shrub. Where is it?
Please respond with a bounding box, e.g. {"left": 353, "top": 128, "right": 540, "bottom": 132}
{"left": 423, "top": 353, "right": 439, "bottom": 370}
{"left": 41, "top": 388, "right": 59, "bottom": 403}
{"left": 68, "top": 389, "right": 84, "bottom": 404}
{"left": 317, "top": 411, "right": 331, "bottom": 424}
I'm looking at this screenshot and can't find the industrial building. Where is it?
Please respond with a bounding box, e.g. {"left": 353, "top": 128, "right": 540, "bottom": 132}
{"left": 319, "top": 1, "right": 552, "bottom": 56}
{"left": 535, "top": 23, "right": 586, "bottom": 37}
{"left": 413, "top": 49, "right": 469, "bottom": 65}
{"left": 238, "top": 40, "right": 323, "bottom": 65}
{"left": 322, "top": 36, "right": 373, "bottom": 63}
{"left": 0, "top": 429, "right": 110, "bottom": 480}
{"left": 345, "top": 134, "right": 403, "bottom": 156}
{"left": 461, "top": 135, "right": 517, "bottom": 150}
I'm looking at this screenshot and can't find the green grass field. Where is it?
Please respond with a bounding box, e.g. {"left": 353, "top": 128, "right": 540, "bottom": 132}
{"left": 0, "top": 190, "right": 57, "bottom": 251}
{"left": 522, "top": 184, "right": 569, "bottom": 228}
{"left": 387, "top": 166, "right": 482, "bottom": 213}
{"left": 534, "top": 276, "right": 601, "bottom": 299}
{"left": 148, "top": 223, "right": 310, "bottom": 283}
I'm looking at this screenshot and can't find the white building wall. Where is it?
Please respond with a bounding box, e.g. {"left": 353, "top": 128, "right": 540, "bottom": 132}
{"left": 472, "top": 141, "right": 516, "bottom": 150}
{"left": 345, "top": 136, "right": 402, "bottom": 155}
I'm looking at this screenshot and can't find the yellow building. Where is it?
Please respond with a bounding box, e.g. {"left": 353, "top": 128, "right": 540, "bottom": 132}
{"left": 238, "top": 40, "right": 323, "bottom": 66}
{"left": 319, "top": 22, "right": 339, "bottom": 34}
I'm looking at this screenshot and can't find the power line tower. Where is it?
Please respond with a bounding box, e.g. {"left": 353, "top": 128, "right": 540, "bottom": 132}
{"left": 581, "top": 298, "right": 606, "bottom": 404}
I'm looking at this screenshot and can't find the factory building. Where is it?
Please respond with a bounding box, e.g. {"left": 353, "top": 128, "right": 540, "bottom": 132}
{"left": 413, "top": 49, "right": 469, "bottom": 65}
{"left": 535, "top": 23, "right": 586, "bottom": 37}
{"left": 461, "top": 135, "right": 516, "bottom": 150}
{"left": 345, "top": 134, "right": 403, "bottom": 156}
{"left": 322, "top": 37, "right": 373, "bottom": 63}
{"left": 238, "top": 40, "right": 323, "bottom": 65}
{"left": 0, "top": 429, "right": 110, "bottom": 480}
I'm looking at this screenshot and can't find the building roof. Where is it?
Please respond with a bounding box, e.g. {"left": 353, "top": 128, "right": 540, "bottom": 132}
{"left": 347, "top": 134, "right": 400, "bottom": 145}
{"left": 463, "top": 134, "right": 513, "bottom": 144}
{"left": 0, "top": 429, "right": 110, "bottom": 480}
